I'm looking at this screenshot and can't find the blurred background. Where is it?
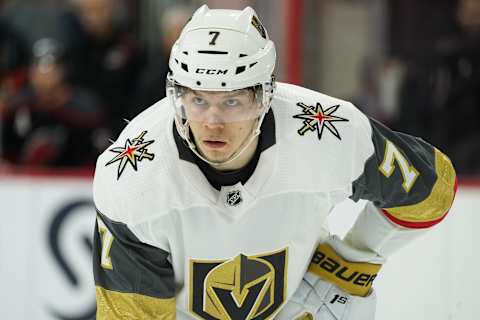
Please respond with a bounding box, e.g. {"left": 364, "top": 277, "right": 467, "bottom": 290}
{"left": 0, "top": 0, "right": 479, "bottom": 319}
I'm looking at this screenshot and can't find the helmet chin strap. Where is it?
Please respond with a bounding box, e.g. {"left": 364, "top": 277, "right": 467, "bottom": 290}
{"left": 176, "top": 108, "right": 268, "bottom": 168}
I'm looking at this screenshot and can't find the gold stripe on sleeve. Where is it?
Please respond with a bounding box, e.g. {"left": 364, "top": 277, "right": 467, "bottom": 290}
{"left": 96, "top": 286, "right": 176, "bottom": 320}
{"left": 383, "top": 148, "right": 456, "bottom": 224}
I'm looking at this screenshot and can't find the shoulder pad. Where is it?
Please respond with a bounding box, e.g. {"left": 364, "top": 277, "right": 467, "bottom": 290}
{"left": 93, "top": 98, "right": 176, "bottom": 224}
{"left": 265, "top": 82, "right": 368, "bottom": 194}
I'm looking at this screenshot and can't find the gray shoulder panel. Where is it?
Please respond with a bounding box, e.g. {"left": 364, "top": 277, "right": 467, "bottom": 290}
{"left": 351, "top": 118, "right": 437, "bottom": 208}
{"left": 93, "top": 210, "right": 175, "bottom": 299}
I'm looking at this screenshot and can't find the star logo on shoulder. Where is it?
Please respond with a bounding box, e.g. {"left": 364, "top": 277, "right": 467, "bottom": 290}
{"left": 105, "top": 130, "right": 155, "bottom": 180}
{"left": 293, "top": 102, "right": 349, "bottom": 140}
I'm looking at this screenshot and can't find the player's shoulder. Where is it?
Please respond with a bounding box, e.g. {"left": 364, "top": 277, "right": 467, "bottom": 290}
{"left": 93, "top": 98, "right": 178, "bottom": 223}
{"left": 273, "top": 82, "right": 366, "bottom": 125}
{"left": 272, "top": 82, "right": 369, "bottom": 139}
{"left": 274, "top": 82, "right": 347, "bottom": 105}
{"left": 266, "top": 82, "right": 373, "bottom": 193}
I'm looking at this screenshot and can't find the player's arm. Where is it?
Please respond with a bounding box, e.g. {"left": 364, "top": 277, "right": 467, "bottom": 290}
{"left": 94, "top": 210, "right": 176, "bottom": 319}
{"left": 309, "top": 114, "right": 456, "bottom": 295}
{"left": 278, "top": 109, "right": 457, "bottom": 320}
{"left": 344, "top": 115, "right": 456, "bottom": 259}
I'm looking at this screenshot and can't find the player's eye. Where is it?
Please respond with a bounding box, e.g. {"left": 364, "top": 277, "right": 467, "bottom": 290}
{"left": 192, "top": 97, "right": 207, "bottom": 106}
{"left": 224, "top": 99, "right": 240, "bottom": 107}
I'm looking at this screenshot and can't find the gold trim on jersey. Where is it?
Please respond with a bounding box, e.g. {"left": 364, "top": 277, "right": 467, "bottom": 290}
{"left": 97, "top": 216, "right": 114, "bottom": 270}
{"left": 295, "top": 312, "right": 314, "bottom": 320}
{"left": 95, "top": 286, "right": 175, "bottom": 319}
{"left": 383, "top": 148, "right": 456, "bottom": 224}
{"left": 308, "top": 243, "right": 381, "bottom": 297}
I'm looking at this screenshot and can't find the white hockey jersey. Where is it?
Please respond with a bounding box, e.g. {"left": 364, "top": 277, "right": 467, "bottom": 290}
{"left": 92, "top": 82, "right": 456, "bottom": 319}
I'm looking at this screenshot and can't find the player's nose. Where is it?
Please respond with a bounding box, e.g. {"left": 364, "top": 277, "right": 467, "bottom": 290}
{"left": 202, "top": 105, "right": 226, "bottom": 128}
{"left": 203, "top": 119, "right": 225, "bottom": 130}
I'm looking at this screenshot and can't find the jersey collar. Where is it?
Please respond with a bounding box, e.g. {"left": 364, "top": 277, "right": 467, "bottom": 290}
{"left": 171, "top": 109, "right": 277, "bottom": 207}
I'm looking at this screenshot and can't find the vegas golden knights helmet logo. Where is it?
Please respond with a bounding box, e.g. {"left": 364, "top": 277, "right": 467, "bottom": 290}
{"left": 189, "top": 248, "right": 288, "bottom": 320}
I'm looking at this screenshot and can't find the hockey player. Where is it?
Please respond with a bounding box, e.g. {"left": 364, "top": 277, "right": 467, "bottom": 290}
{"left": 92, "top": 5, "right": 456, "bottom": 319}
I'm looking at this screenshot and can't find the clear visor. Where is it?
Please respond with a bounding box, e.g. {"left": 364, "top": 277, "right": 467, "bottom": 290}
{"left": 167, "top": 83, "right": 265, "bottom": 123}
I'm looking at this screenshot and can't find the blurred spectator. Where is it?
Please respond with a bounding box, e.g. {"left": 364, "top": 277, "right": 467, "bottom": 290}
{"left": 0, "top": 17, "right": 29, "bottom": 114}
{"left": 69, "top": 0, "right": 144, "bottom": 136}
{"left": 398, "top": 0, "right": 480, "bottom": 175}
{"left": 128, "top": 5, "right": 193, "bottom": 119}
{"left": 0, "top": 17, "right": 29, "bottom": 158}
{"left": 1, "top": 38, "right": 105, "bottom": 167}
{"left": 352, "top": 56, "right": 406, "bottom": 127}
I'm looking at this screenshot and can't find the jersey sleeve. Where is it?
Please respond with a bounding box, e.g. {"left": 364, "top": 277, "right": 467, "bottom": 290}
{"left": 350, "top": 115, "right": 456, "bottom": 229}
{"left": 93, "top": 210, "right": 176, "bottom": 319}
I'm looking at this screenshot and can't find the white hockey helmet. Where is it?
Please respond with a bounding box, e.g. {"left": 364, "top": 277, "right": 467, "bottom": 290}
{"left": 167, "top": 5, "right": 276, "bottom": 165}
{"left": 168, "top": 5, "right": 275, "bottom": 91}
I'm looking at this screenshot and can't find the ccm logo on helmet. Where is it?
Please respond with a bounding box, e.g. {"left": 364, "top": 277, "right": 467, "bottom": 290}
{"left": 311, "top": 250, "right": 377, "bottom": 288}
{"left": 196, "top": 68, "right": 228, "bottom": 75}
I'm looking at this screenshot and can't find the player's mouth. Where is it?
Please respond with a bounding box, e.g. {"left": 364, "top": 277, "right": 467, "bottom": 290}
{"left": 202, "top": 139, "right": 227, "bottom": 149}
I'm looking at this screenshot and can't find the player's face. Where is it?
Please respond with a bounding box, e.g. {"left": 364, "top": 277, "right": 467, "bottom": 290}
{"left": 184, "top": 89, "right": 260, "bottom": 164}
